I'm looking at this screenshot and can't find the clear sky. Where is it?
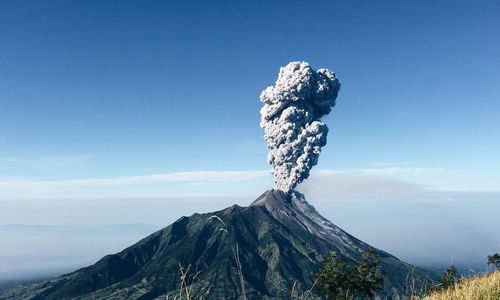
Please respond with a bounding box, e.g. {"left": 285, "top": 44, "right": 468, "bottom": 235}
{"left": 2, "top": 0, "right": 500, "bottom": 194}
{"left": 0, "top": 0, "right": 499, "bottom": 278}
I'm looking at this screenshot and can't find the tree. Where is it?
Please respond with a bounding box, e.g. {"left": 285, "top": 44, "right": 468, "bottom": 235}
{"left": 430, "top": 265, "right": 457, "bottom": 292}
{"left": 487, "top": 253, "right": 500, "bottom": 270}
{"left": 440, "top": 265, "right": 458, "bottom": 289}
{"left": 315, "top": 249, "right": 384, "bottom": 300}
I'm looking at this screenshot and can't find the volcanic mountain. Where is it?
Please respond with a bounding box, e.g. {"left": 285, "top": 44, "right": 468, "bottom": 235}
{"left": 0, "top": 190, "right": 436, "bottom": 299}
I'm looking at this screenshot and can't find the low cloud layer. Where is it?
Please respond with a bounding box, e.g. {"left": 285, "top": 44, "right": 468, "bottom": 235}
{"left": 0, "top": 170, "right": 498, "bottom": 279}
{"left": 298, "top": 172, "right": 500, "bottom": 272}
{"left": 299, "top": 171, "right": 448, "bottom": 202}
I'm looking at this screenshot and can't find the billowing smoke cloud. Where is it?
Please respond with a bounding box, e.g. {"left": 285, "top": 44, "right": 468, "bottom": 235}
{"left": 260, "top": 61, "right": 340, "bottom": 192}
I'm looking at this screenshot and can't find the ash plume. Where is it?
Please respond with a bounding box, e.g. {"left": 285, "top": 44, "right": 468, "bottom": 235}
{"left": 260, "top": 61, "right": 340, "bottom": 192}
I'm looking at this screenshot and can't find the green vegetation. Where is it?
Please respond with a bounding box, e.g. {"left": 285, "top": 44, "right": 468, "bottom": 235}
{"left": 315, "top": 249, "right": 384, "bottom": 300}
{"left": 430, "top": 265, "right": 458, "bottom": 292}
{"left": 487, "top": 253, "right": 500, "bottom": 270}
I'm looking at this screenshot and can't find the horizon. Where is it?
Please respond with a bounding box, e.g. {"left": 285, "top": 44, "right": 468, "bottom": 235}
{"left": 1, "top": 0, "right": 499, "bottom": 284}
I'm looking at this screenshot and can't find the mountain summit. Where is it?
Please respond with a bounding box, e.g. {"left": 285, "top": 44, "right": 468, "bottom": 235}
{"left": 1, "top": 190, "right": 435, "bottom": 299}
{"left": 251, "top": 190, "right": 370, "bottom": 253}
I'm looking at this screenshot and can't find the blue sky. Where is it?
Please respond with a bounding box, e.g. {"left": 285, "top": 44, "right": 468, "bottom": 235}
{"left": 1, "top": 0, "right": 499, "bottom": 193}
{"left": 0, "top": 0, "right": 499, "bottom": 277}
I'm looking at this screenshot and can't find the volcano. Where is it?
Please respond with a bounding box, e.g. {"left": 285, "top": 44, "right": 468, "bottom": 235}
{"left": 0, "top": 190, "right": 436, "bottom": 299}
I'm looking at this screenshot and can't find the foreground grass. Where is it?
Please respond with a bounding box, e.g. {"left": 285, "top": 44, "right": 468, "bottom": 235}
{"left": 421, "top": 270, "right": 500, "bottom": 300}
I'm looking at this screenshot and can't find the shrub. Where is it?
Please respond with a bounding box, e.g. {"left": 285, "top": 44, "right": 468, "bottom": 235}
{"left": 315, "top": 249, "right": 384, "bottom": 300}
{"left": 487, "top": 253, "right": 500, "bottom": 270}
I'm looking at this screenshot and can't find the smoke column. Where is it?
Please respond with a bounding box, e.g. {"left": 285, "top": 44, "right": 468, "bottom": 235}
{"left": 260, "top": 61, "right": 340, "bottom": 192}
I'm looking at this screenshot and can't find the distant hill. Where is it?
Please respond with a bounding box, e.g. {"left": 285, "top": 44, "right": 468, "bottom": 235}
{"left": 0, "top": 279, "right": 48, "bottom": 293}
{"left": 0, "top": 190, "right": 436, "bottom": 299}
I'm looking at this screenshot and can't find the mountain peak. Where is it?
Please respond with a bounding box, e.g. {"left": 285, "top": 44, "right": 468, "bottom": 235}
{"left": 250, "top": 189, "right": 291, "bottom": 207}
{"left": 250, "top": 189, "right": 364, "bottom": 255}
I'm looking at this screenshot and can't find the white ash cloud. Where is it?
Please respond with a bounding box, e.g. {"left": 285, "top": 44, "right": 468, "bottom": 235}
{"left": 260, "top": 61, "right": 340, "bottom": 192}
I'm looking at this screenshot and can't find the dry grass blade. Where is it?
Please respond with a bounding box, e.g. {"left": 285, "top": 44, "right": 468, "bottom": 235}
{"left": 291, "top": 280, "right": 297, "bottom": 298}
{"left": 178, "top": 263, "right": 193, "bottom": 300}
{"left": 209, "top": 215, "right": 247, "bottom": 300}
{"left": 420, "top": 270, "right": 500, "bottom": 300}
{"left": 233, "top": 243, "right": 247, "bottom": 300}
{"left": 302, "top": 268, "right": 326, "bottom": 300}
{"left": 209, "top": 215, "right": 227, "bottom": 228}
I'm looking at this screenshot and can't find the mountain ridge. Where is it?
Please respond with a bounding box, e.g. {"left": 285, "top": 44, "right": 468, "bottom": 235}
{"left": 0, "top": 190, "right": 436, "bottom": 299}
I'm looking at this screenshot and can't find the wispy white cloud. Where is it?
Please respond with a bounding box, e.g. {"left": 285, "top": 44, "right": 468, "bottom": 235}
{"left": 355, "top": 166, "right": 446, "bottom": 176}
{"left": 0, "top": 170, "right": 271, "bottom": 198}
{"left": 367, "top": 161, "right": 415, "bottom": 167}
{"left": 0, "top": 170, "right": 270, "bottom": 187}
{"left": 0, "top": 166, "right": 439, "bottom": 190}
{"left": 0, "top": 165, "right": 457, "bottom": 200}
{"left": 367, "top": 162, "right": 394, "bottom": 167}
{"left": 316, "top": 166, "right": 446, "bottom": 176}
